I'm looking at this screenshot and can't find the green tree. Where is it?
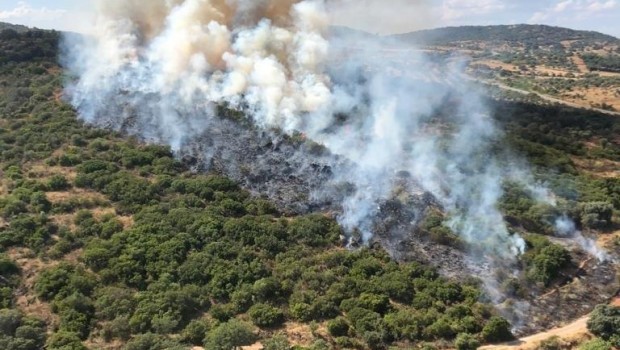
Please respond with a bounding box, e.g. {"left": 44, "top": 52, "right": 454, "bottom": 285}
{"left": 181, "top": 319, "right": 210, "bottom": 345}
{"left": 587, "top": 305, "right": 620, "bottom": 347}
{"left": 48, "top": 174, "right": 71, "bottom": 191}
{"left": 455, "top": 333, "right": 480, "bottom": 350}
{"left": 263, "top": 332, "right": 290, "bottom": 350}
{"left": 481, "top": 316, "right": 513, "bottom": 343}
{"left": 327, "top": 317, "right": 350, "bottom": 337}
{"left": 124, "top": 333, "right": 186, "bottom": 350}
{"left": 248, "top": 303, "right": 285, "bottom": 328}
{"left": 47, "top": 331, "right": 87, "bottom": 350}
{"left": 204, "top": 319, "right": 256, "bottom": 350}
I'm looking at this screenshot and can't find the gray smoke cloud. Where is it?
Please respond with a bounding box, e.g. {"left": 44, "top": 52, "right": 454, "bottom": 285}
{"left": 62, "top": 0, "right": 600, "bottom": 275}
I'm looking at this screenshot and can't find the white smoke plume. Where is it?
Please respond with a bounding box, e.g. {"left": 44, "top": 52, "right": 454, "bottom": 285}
{"left": 554, "top": 215, "right": 608, "bottom": 262}
{"left": 61, "top": 0, "right": 600, "bottom": 272}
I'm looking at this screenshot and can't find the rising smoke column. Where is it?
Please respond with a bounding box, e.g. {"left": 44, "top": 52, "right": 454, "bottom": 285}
{"left": 66, "top": 0, "right": 333, "bottom": 149}
{"left": 63, "top": 0, "right": 585, "bottom": 268}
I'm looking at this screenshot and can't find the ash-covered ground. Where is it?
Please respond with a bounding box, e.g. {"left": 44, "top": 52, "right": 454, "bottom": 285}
{"left": 172, "top": 109, "right": 619, "bottom": 336}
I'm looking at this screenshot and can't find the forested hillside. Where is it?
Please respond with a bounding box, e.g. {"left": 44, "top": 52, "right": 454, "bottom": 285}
{"left": 392, "top": 24, "right": 619, "bottom": 47}
{"left": 0, "top": 26, "right": 514, "bottom": 350}
{"left": 0, "top": 24, "right": 619, "bottom": 350}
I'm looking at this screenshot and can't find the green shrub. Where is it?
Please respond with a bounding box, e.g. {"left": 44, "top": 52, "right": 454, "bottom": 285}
{"left": 48, "top": 174, "right": 70, "bottom": 191}
{"left": 47, "top": 331, "right": 87, "bottom": 350}
{"left": 210, "top": 304, "right": 235, "bottom": 323}
{"left": 481, "top": 316, "right": 513, "bottom": 343}
{"left": 538, "top": 336, "right": 564, "bottom": 350}
{"left": 587, "top": 305, "right": 620, "bottom": 347}
{"left": 327, "top": 317, "right": 350, "bottom": 337}
{"left": 263, "top": 332, "right": 290, "bottom": 350}
{"left": 204, "top": 319, "right": 256, "bottom": 350}
{"left": 455, "top": 333, "right": 480, "bottom": 350}
{"left": 181, "top": 319, "right": 210, "bottom": 345}
{"left": 248, "top": 303, "right": 285, "bottom": 328}
{"left": 124, "top": 333, "right": 185, "bottom": 350}
{"left": 580, "top": 338, "right": 612, "bottom": 350}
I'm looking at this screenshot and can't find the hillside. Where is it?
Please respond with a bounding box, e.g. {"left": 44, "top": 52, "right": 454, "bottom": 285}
{"left": 0, "top": 22, "right": 29, "bottom": 33}
{"left": 0, "top": 23, "right": 619, "bottom": 350}
{"left": 387, "top": 25, "right": 620, "bottom": 112}
{"left": 392, "top": 24, "right": 619, "bottom": 47}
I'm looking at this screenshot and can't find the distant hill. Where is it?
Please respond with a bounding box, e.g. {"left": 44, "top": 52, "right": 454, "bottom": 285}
{"left": 391, "top": 24, "right": 620, "bottom": 47}
{"left": 0, "top": 22, "right": 30, "bottom": 33}
{"left": 328, "top": 25, "right": 379, "bottom": 43}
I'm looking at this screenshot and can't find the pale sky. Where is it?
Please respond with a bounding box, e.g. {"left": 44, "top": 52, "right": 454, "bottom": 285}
{"left": 1, "top": 0, "right": 619, "bottom": 37}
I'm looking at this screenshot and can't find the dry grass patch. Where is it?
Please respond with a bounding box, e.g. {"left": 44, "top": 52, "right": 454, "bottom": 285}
{"left": 534, "top": 66, "right": 571, "bottom": 76}
{"left": 561, "top": 87, "right": 620, "bottom": 111}
{"left": 284, "top": 322, "right": 317, "bottom": 347}
{"left": 91, "top": 207, "right": 134, "bottom": 229}
{"left": 7, "top": 247, "right": 59, "bottom": 326}
{"left": 27, "top": 164, "right": 78, "bottom": 181}
{"left": 84, "top": 338, "right": 124, "bottom": 350}
{"left": 49, "top": 213, "right": 78, "bottom": 231}
{"left": 570, "top": 156, "right": 620, "bottom": 178}
{"left": 475, "top": 59, "right": 520, "bottom": 72}
{"left": 46, "top": 188, "right": 107, "bottom": 204}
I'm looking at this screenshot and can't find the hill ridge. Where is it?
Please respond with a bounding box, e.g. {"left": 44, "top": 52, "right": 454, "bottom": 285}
{"left": 390, "top": 24, "right": 620, "bottom": 45}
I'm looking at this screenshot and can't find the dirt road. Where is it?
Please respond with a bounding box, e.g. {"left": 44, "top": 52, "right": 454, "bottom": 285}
{"left": 481, "top": 297, "right": 620, "bottom": 350}
{"left": 472, "top": 77, "right": 620, "bottom": 117}
{"left": 479, "top": 316, "right": 590, "bottom": 350}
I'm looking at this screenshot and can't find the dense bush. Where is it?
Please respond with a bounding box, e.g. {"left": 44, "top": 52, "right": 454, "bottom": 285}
{"left": 580, "top": 338, "right": 613, "bottom": 350}
{"left": 48, "top": 174, "right": 71, "bottom": 191}
{"left": 522, "top": 235, "right": 572, "bottom": 286}
{"left": 587, "top": 305, "right": 620, "bottom": 347}
{"left": 455, "top": 333, "right": 481, "bottom": 350}
{"left": 0, "top": 310, "right": 46, "bottom": 350}
{"left": 248, "top": 303, "right": 285, "bottom": 328}
{"left": 180, "top": 319, "right": 210, "bottom": 345}
{"left": 481, "top": 316, "right": 513, "bottom": 343}
{"left": 262, "top": 333, "right": 290, "bottom": 350}
{"left": 327, "top": 317, "right": 350, "bottom": 337}
{"left": 203, "top": 319, "right": 256, "bottom": 350}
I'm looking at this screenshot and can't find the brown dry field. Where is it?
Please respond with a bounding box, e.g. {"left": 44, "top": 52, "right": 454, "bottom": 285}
{"left": 571, "top": 156, "right": 620, "bottom": 178}
{"left": 561, "top": 86, "right": 620, "bottom": 111}
{"left": 475, "top": 59, "right": 519, "bottom": 72}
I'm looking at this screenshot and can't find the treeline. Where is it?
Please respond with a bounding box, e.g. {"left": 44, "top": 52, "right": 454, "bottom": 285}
{"left": 0, "top": 28, "right": 59, "bottom": 65}
{"left": 393, "top": 24, "right": 619, "bottom": 48}
{"left": 581, "top": 53, "right": 620, "bottom": 73}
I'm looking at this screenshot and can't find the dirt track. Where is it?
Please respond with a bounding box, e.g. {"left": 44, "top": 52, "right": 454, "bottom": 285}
{"left": 481, "top": 297, "right": 620, "bottom": 350}
{"left": 480, "top": 316, "right": 590, "bottom": 350}
{"left": 483, "top": 79, "right": 620, "bottom": 117}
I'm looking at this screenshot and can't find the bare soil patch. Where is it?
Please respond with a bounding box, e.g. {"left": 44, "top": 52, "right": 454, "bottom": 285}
{"left": 572, "top": 54, "right": 590, "bottom": 74}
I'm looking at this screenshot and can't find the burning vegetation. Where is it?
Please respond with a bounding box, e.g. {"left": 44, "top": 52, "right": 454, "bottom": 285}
{"left": 0, "top": 1, "right": 619, "bottom": 350}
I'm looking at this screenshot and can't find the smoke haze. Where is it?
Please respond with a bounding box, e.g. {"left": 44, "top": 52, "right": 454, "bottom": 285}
{"left": 62, "top": 0, "right": 598, "bottom": 281}
{"left": 327, "top": 0, "right": 437, "bottom": 35}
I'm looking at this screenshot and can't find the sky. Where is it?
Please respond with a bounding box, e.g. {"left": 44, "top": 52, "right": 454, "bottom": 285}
{"left": 0, "top": 0, "right": 619, "bottom": 37}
